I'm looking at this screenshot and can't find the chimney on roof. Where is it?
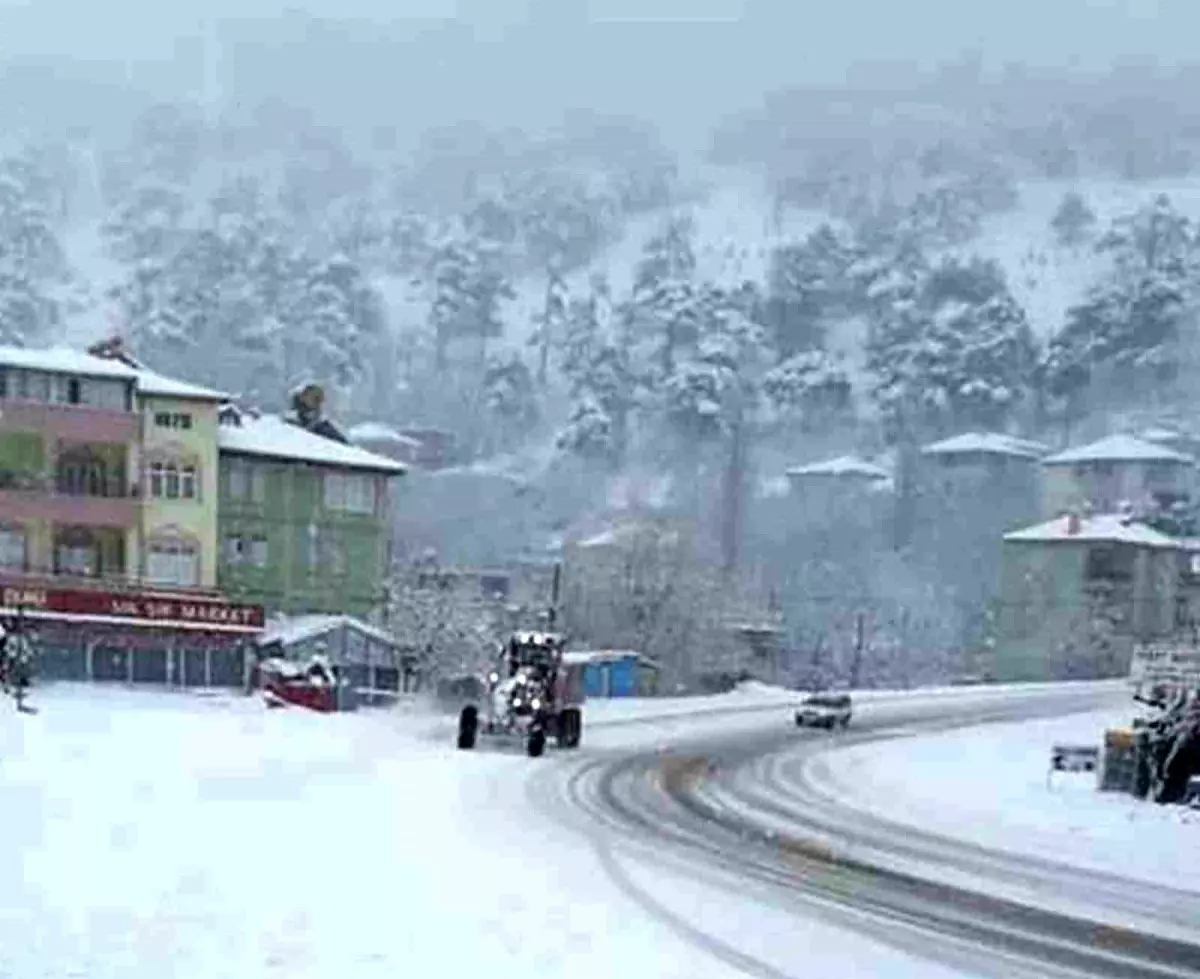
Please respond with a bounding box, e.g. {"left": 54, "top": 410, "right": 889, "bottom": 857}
{"left": 1066, "top": 511, "right": 1082, "bottom": 536}
{"left": 87, "top": 334, "right": 141, "bottom": 368}
{"left": 290, "top": 382, "right": 325, "bottom": 430}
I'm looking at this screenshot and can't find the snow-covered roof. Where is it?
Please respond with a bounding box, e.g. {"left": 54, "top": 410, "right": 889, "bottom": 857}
{"left": 0, "top": 344, "right": 137, "bottom": 380}
{"left": 258, "top": 614, "right": 396, "bottom": 649}
{"left": 134, "top": 367, "right": 228, "bottom": 402}
{"left": 922, "top": 432, "right": 1047, "bottom": 459}
{"left": 1139, "top": 427, "right": 1187, "bottom": 445}
{"left": 786, "top": 455, "right": 891, "bottom": 480}
{"left": 348, "top": 421, "right": 422, "bottom": 447}
{"left": 0, "top": 343, "right": 231, "bottom": 402}
{"left": 218, "top": 413, "right": 407, "bottom": 474}
{"left": 563, "top": 649, "right": 658, "bottom": 667}
{"left": 1043, "top": 434, "right": 1193, "bottom": 466}
{"left": 1003, "top": 514, "right": 1180, "bottom": 548}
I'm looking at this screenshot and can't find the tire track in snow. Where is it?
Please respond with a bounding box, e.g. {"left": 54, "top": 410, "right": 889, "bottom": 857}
{"left": 528, "top": 688, "right": 1200, "bottom": 979}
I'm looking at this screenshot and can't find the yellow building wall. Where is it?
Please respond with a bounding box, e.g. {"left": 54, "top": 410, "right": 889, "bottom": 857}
{"left": 137, "top": 396, "right": 221, "bottom": 587}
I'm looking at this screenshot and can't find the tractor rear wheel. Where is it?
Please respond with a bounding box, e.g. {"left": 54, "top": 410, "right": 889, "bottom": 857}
{"left": 557, "top": 708, "right": 582, "bottom": 748}
{"left": 457, "top": 706, "right": 479, "bottom": 750}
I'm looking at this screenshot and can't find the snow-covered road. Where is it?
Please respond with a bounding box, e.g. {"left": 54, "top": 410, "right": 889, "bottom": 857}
{"left": 799, "top": 706, "right": 1200, "bottom": 907}
{"left": 547, "top": 681, "right": 1200, "bottom": 979}
{"left": 2, "top": 680, "right": 1182, "bottom": 979}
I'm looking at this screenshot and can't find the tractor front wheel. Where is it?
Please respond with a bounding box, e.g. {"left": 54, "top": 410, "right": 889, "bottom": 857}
{"left": 527, "top": 728, "right": 546, "bottom": 758}
{"left": 457, "top": 706, "right": 479, "bottom": 750}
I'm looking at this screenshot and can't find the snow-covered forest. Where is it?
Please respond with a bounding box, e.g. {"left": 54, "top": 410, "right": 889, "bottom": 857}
{"left": 8, "top": 13, "right": 1200, "bottom": 689}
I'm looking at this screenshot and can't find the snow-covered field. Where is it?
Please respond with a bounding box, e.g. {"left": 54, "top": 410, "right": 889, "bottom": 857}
{"left": 2, "top": 683, "right": 1000, "bottom": 979}
{"left": 809, "top": 706, "right": 1199, "bottom": 895}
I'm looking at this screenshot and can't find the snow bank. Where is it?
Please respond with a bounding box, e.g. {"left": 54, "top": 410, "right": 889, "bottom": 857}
{"left": 810, "top": 707, "right": 1199, "bottom": 895}
{"left": 1, "top": 685, "right": 745, "bottom": 979}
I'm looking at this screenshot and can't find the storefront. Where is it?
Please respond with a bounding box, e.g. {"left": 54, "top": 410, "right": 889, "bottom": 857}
{"left": 0, "top": 583, "right": 265, "bottom": 687}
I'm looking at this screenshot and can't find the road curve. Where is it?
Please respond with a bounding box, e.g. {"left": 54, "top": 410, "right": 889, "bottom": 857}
{"left": 528, "top": 684, "right": 1200, "bottom": 979}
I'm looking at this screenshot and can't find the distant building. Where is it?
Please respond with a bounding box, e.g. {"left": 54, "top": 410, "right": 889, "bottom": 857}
{"left": 348, "top": 421, "right": 424, "bottom": 467}
{"left": 256, "top": 613, "right": 419, "bottom": 699}
{"left": 785, "top": 454, "right": 893, "bottom": 491}
{"left": 921, "top": 431, "right": 1047, "bottom": 471}
{"left": 1041, "top": 434, "right": 1195, "bottom": 518}
{"left": 391, "top": 427, "right": 458, "bottom": 470}
{"left": 995, "top": 513, "right": 1183, "bottom": 681}
{"left": 917, "top": 431, "right": 1047, "bottom": 533}
{"left": 412, "top": 561, "right": 557, "bottom": 619}
{"left": 782, "top": 454, "right": 893, "bottom": 539}
{"left": 1138, "top": 426, "right": 1200, "bottom": 460}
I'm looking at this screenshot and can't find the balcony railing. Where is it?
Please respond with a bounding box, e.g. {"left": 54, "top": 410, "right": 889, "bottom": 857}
{"left": 0, "top": 399, "right": 139, "bottom": 442}
{"left": 0, "top": 479, "right": 140, "bottom": 527}
{"left": 0, "top": 566, "right": 225, "bottom": 599}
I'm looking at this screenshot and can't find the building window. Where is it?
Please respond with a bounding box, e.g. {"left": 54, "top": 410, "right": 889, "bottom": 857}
{"left": 148, "top": 461, "right": 198, "bottom": 500}
{"left": 223, "top": 533, "right": 267, "bottom": 567}
{"left": 0, "top": 525, "right": 26, "bottom": 569}
{"left": 324, "top": 471, "right": 375, "bottom": 514}
{"left": 180, "top": 465, "right": 197, "bottom": 500}
{"left": 301, "top": 525, "right": 344, "bottom": 572}
{"left": 319, "top": 530, "right": 345, "bottom": 573}
{"left": 83, "top": 379, "right": 129, "bottom": 411}
{"left": 18, "top": 371, "right": 49, "bottom": 402}
{"left": 226, "top": 460, "right": 264, "bottom": 503}
{"left": 55, "top": 529, "right": 98, "bottom": 577}
{"left": 147, "top": 537, "right": 199, "bottom": 587}
{"left": 154, "top": 412, "right": 193, "bottom": 430}
{"left": 1085, "top": 545, "right": 1133, "bottom": 582}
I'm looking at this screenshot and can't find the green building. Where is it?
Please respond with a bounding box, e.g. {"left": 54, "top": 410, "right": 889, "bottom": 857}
{"left": 215, "top": 405, "right": 406, "bottom": 619}
{"left": 995, "top": 513, "right": 1182, "bottom": 681}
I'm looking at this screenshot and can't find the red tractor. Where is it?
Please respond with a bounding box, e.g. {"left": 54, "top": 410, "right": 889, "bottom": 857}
{"left": 456, "top": 631, "right": 585, "bottom": 757}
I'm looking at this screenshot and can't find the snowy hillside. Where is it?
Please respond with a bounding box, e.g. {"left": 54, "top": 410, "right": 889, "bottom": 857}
{"left": 57, "top": 166, "right": 1200, "bottom": 377}
{"left": 492, "top": 169, "right": 1200, "bottom": 358}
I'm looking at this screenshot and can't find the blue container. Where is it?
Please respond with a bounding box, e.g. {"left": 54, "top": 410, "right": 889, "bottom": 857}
{"left": 608, "top": 657, "right": 638, "bottom": 697}
{"left": 583, "top": 663, "right": 607, "bottom": 698}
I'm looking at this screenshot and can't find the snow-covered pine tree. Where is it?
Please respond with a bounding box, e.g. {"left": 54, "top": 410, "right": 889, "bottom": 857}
{"left": 765, "top": 223, "right": 857, "bottom": 357}
{"left": 632, "top": 212, "right": 696, "bottom": 294}
{"left": 528, "top": 264, "right": 568, "bottom": 386}
{"left": 661, "top": 286, "right": 765, "bottom": 443}
{"left": 865, "top": 255, "right": 1037, "bottom": 436}
{"left": 0, "top": 150, "right": 68, "bottom": 344}
{"left": 101, "top": 103, "right": 205, "bottom": 267}
{"left": 761, "top": 349, "right": 854, "bottom": 431}
{"left": 1049, "top": 190, "right": 1097, "bottom": 249}
{"left": 557, "top": 274, "right": 635, "bottom": 467}
{"left": 626, "top": 213, "right": 699, "bottom": 377}
{"left": 427, "top": 233, "right": 514, "bottom": 372}
{"left": 298, "top": 252, "right": 386, "bottom": 399}
{"left": 1045, "top": 195, "right": 1197, "bottom": 419}
{"left": 1096, "top": 193, "right": 1193, "bottom": 277}
{"left": 102, "top": 174, "right": 190, "bottom": 266}
{"left": 482, "top": 353, "right": 539, "bottom": 453}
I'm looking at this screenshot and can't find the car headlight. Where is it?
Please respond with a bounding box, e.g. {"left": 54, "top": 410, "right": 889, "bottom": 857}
{"left": 531, "top": 698, "right": 541, "bottom": 711}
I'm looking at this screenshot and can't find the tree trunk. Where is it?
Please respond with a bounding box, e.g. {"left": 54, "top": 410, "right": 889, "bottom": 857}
{"left": 720, "top": 407, "right": 748, "bottom": 576}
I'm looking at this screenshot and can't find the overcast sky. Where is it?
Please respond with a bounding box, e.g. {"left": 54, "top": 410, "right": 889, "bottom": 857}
{"left": 0, "top": 0, "right": 1186, "bottom": 145}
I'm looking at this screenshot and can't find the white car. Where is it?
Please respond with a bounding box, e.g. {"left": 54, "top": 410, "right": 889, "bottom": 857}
{"left": 795, "top": 692, "right": 852, "bottom": 729}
